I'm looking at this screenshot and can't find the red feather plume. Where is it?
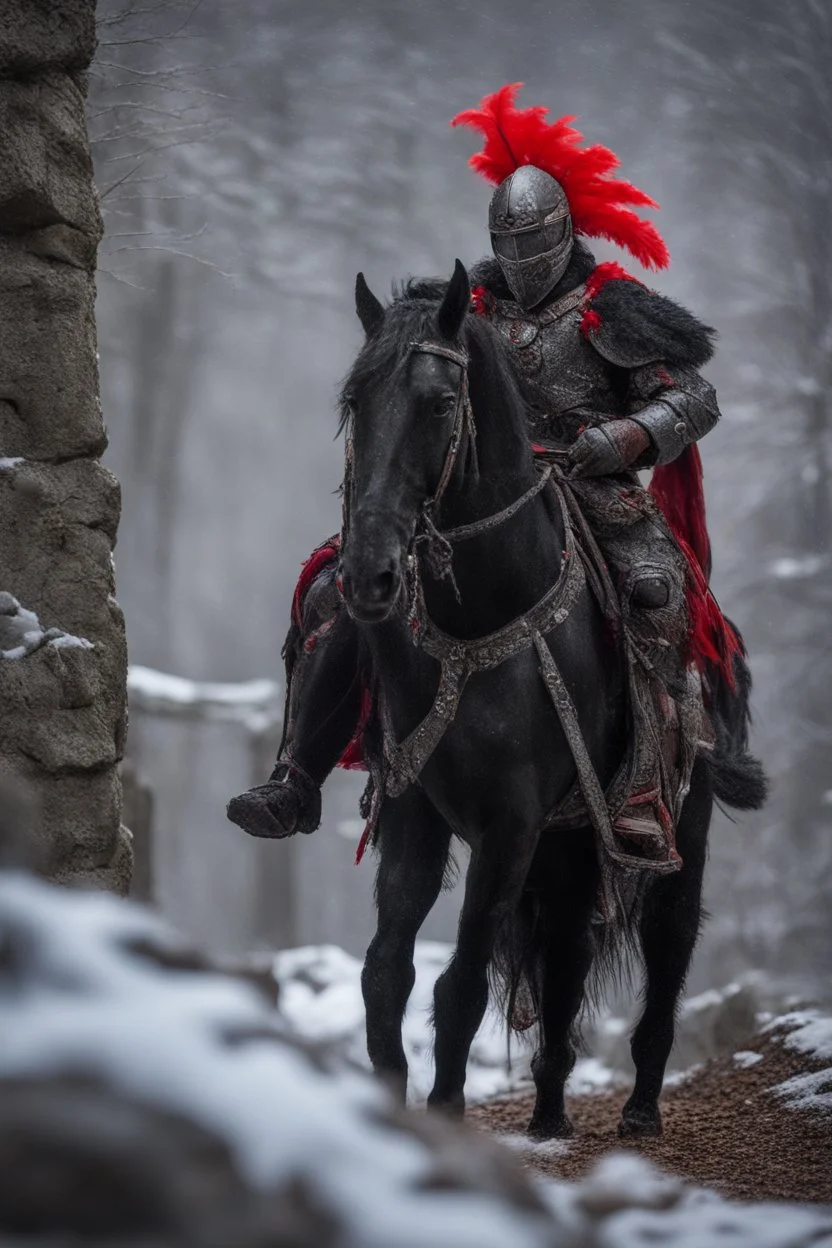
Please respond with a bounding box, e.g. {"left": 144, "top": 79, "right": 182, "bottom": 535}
{"left": 452, "top": 83, "right": 669, "bottom": 272}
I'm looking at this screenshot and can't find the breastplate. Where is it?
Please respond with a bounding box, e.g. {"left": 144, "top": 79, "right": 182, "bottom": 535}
{"left": 490, "top": 286, "right": 625, "bottom": 444}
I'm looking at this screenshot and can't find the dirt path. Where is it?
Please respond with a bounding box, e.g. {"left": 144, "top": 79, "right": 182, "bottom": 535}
{"left": 469, "top": 1025, "right": 832, "bottom": 1203}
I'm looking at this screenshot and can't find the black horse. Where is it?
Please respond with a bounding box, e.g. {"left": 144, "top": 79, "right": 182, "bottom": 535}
{"left": 338, "top": 260, "right": 745, "bottom": 1138}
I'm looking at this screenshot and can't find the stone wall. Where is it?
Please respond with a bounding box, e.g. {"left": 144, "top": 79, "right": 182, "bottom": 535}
{"left": 0, "top": 1, "right": 130, "bottom": 893}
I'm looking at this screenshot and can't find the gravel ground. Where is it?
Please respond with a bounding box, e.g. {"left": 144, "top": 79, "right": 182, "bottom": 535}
{"left": 469, "top": 1024, "right": 832, "bottom": 1203}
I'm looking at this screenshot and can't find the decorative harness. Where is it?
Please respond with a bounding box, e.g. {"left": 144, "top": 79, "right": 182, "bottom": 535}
{"left": 347, "top": 338, "right": 658, "bottom": 880}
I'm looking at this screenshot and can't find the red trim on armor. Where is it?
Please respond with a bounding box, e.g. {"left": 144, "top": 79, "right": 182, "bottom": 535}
{"left": 580, "top": 308, "right": 602, "bottom": 338}
{"left": 581, "top": 262, "right": 642, "bottom": 338}
{"left": 470, "top": 284, "right": 494, "bottom": 317}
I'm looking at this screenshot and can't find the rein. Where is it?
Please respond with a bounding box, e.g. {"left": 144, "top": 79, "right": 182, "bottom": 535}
{"left": 408, "top": 339, "right": 552, "bottom": 592}
{"left": 346, "top": 330, "right": 647, "bottom": 900}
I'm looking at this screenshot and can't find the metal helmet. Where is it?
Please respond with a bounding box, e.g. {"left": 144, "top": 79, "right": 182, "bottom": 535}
{"left": 488, "top": 165, "right": 573, "bottom": 310}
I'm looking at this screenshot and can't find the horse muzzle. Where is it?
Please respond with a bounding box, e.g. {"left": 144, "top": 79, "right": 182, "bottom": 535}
{"left": 339, "top": 552, "right": 403, "bottom": 623}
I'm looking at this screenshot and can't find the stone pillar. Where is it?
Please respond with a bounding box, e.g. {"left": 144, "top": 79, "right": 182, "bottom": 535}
{"left": 0, "top": 1, "right": 131, "bottom": 893}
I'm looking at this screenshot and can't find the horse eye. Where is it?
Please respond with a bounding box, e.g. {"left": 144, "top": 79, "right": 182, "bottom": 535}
{"left": 432, "top": 393, "right": 456, "bottom": 418}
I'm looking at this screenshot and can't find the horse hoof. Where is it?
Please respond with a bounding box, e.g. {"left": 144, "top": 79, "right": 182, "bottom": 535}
{"left": 426, "top": 1096, "right": 465, "bottom": 1120}
{"left": 527, "top": 1113, "right": 575, "bottom": 1140}
{"left": 618, "top": 1106, "right": 662, "bottom": 1138}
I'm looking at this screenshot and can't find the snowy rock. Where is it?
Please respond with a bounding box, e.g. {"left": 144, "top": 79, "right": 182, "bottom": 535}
{"left": 766, "top": 1011, "right": 832, "bottom": 1118}
{"left": 0, "top": 870, "right": 567, "bottom": 1247}
{"left": 572, "top": 1152, "right": 684, "bottom": 1217}
{"left": 0, "top": 586, "right": 128, "bottom": 892}
{"left": 589, "top": 977, "right": 763, "bottom": 1075}
{"left": 0, "top": 592, "right": 92, "bottom": 660}
{"left": 732, "top": 1050, "right": 764, "bottom": 1068}
{"left": 771, "top": 1010, "right": 832, "bottom": 1062}
{"left": 772, "top": 1068, "right": 832, "bottom": 1115}
{"left": 541, "top": 1154, "right": 832, "bottom": 1248}
{"left": 2, "top": 863, "right": 831, "bottom": 1246}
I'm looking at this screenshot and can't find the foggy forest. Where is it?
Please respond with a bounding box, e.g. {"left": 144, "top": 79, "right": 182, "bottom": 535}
{"left": 93, "top": 0, "right": 831, "bottom": 984}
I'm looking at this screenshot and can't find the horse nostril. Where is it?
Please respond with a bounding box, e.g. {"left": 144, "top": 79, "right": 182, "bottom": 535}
{"left": 369, "top": 570, "right": 396, "bottom": 602}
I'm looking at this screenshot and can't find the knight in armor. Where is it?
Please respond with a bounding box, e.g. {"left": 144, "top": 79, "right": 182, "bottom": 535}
{"left": 228, "top": 84, "right": 759, "bottom": 863}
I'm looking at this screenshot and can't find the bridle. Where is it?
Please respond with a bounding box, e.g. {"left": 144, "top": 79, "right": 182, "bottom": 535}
{"left": 344, "top": 335, "right": 652, "bottom": 900}
{"left": 406, "top": 338, "right": 552, "bottom": 593}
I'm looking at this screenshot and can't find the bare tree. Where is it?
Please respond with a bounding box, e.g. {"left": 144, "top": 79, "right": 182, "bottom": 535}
{"left": 0, "top": 0, "right": 130, "bottom": 892}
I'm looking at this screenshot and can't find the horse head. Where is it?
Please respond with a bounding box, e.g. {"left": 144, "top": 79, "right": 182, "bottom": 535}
{"left": 339, "top": 261, "right": 472, "bottom": 623}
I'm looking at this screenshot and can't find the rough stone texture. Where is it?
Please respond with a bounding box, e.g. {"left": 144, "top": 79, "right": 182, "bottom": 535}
{"left": 0, "top": 2, "right": 129, "bottom": 895}
{"left": 0, "top": 244, "right": 104, "bottom": 459}
{"left": 588, "top": 979, "right": 764, "bottom": 1076}
{"left": 0, "top": 1, "right": 97, "bottom": 77}
{"left": 0, "top": 867, "right": 565, "bottom": 1248}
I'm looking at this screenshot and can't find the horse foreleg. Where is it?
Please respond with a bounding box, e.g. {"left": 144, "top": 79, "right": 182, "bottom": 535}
{"left": 528, "top": 828, "right": 598, "bottom": 1139}
{"left": 429, "top": 826, "right": 538, "bottom": 1116}
{"left": 362, "top": 788, "right": 451, "bottom": 1101}
{"left": 620, "top": 757, "right": 711, "bottom": 1137}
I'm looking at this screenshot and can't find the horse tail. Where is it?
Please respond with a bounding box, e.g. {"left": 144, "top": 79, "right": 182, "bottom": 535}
{"left": 490, "top": 872, "right": 649, "bottom": 1037}
{"left": 489, "top": 891, "right": 545, "bottom": 1036}
{"left": 705, "top": 619, "right": 768, "bottom": 811}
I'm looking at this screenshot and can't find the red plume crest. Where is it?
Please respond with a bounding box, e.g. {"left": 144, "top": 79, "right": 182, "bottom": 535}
{"left": 451, "top": 83, "right": 670, "bottom": 272}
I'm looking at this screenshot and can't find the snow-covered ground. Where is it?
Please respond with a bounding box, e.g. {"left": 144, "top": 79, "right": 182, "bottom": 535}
{"left": 273, "top": 941, "right": 617, "bottom": 1103}
{"left": 0, "top": 872, "right": 558, "bottom": 1248}
{"left": 542, "top": 1153, "right": 832, "bottom": 1248}
{"left": 767, "top": 1011, "right": 832, "bottom": 1115}
{"left": 2, "top": 869, "right": 830, "bottom": 1246}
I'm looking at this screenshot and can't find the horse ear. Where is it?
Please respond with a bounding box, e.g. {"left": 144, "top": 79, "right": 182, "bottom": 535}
{"left": 436, "top": 259, "right": 470, "bottom": 342}
{"left": 355, "top": 272, "right": 384, "bottom": 337}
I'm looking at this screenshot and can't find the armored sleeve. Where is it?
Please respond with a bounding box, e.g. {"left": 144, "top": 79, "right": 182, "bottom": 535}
{"left": 584, "top": 273, "right": 721, "bottom": 466}
{"left": 624, "top": 363, "right": 720, "bottom": 465}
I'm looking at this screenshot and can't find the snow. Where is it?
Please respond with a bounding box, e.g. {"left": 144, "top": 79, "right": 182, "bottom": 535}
{"left": 0, "top": 456, "right": 24, "bottom": 469}
{"left": 500, "top": 1134, "right": 572, "bottom": 1160}
{"left": 0, "top": 594, "right": 94, "bottom": 660}
{"left": 274, "top": 941, "right": 616, "bottom": 1103}
{"left": 541, "top": 1154, "right": 832, "bottom": 1247}
{"left": 3, "top": 872, "right": 832, "bottom": 1247}
{"left": 779, "top": 1013, "right": 832, "bottom": 1063}
{"left": 128, "top": 663, "right": 281, "bottom": 729}
{"left": 764, "top": 1011, "right": 832, "bottom": 1118}
{"left": 45, "top": 633, "right": 94, "bottom": 652}
{"left": 732, "top": 1050, "right": 764, "bottom": 1068}
{"left": 772, "top": 1069, "right": 832, "bottom": 1115}
{"left": 763, "top": 1010, "right": 832, "bottom": 1061}
{"left": 0, "top": 872, "right": 557, "bottom": 1248}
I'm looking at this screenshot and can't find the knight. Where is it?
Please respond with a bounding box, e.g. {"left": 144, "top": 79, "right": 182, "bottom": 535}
{"left": 227, "top": 84, "right": 763, "bottom": 865}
